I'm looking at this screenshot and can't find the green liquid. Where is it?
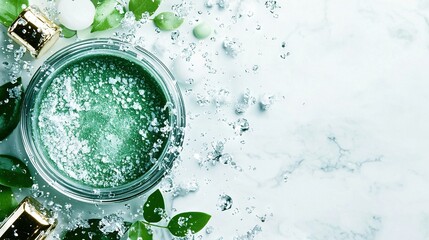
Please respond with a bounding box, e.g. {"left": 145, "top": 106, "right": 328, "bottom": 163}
{"left": 35, "top": 55, "right": 170, "bottom": 188}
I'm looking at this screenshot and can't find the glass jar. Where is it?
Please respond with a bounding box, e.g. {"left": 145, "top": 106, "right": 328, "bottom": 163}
{"left": 21, "top": 38, "right": 185, "bottom": 203}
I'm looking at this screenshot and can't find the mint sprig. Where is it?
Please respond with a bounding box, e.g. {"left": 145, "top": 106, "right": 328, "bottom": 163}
{"left": 128, "top": 189, "right": 211, "bottom": 239}
{"left": 0, "top": 0, "right": 28, "bottom": 27}
{"left": 60, "top": 190, "right": 211, "bottom": 239}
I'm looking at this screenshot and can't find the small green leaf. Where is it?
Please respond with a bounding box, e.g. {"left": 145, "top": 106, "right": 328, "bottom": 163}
{"left": 91, "top": 0, "right": 125, "bottom": 33}
{"left": 143, "top": 189, "right": 165, "bottom": 223}
{"left": 167, "top": 212, "right": 211, "bottom": 237}
{"left": 0, "top": 185, "right": 18, "bottom": 220}
{"left": 153, "top": 12, "right": 184, "bottom": 31}
{"left": 61, "top": 25, "right": 77, "bottom": 38}
{"left": 128, "top": 221, "right": 153, "bottom": 240}
{"left": 129, "top": 0, "right": 161, "bottom": 20}
{"left": 0, "top": 78, "right": 23, "bottom": 141}
{"left": 62, "top": 219, "right": 131, "bottom": 240}
{"left": 0, "top": 0, "right": 28, "bottom": 27}
{"left": 0, "top": 155, "right": 32, "bottom": 188}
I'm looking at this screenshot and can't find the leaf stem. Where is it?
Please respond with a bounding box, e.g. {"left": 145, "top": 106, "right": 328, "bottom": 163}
{"left": 140, "top": 220, "right": 168, "bottom": 229}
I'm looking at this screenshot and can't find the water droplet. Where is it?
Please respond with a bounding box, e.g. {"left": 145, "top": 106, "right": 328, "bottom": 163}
{"left": 171, "top": 30, "right": 180, "bottom": 41}
{"left": 206, "top": 226, "right": 214, "bottom": 234}
{"left": 217, "top": 194, "right": 233, "bottom": 211}
{"left": 223, "top": 37, "right": 243, "bottom": 57}
{"left": 235, "top": 118, "right": 249, "bottom": 135}
{"left": 259, "top": 94, "right": 275, "bottom": 110}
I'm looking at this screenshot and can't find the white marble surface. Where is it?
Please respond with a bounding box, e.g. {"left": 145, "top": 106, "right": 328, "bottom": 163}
{"left": 1, "top": 0, "right": 429, "bottom": 239}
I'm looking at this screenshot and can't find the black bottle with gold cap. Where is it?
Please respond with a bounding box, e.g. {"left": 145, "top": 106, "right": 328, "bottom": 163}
{"left": 0, "top": 197, "right": 57, "bottom": 240}
{"left": 3, "top": 6, "right": 60, "bottom": 58}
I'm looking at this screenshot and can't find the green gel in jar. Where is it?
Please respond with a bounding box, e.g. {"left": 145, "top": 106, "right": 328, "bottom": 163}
{"left": 36, "top": 55, "right": 169, "bottom": 188}
{"left": 22, "top": 39, "right": 185, "bottom": 202}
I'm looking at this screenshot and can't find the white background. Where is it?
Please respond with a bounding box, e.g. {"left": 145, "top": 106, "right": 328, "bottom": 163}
{"left": 1, "top": 0, "right": 429, "bottom": 239}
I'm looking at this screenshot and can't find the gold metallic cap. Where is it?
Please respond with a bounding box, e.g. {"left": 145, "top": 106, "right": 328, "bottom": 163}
{"left": 7, "top": 7, "right": 61, "bottom": 58}
{"left": 0, "top": 197, "right": 57, "bottom": 240}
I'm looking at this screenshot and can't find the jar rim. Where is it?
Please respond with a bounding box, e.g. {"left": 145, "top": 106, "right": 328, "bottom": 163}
{"left": 21, "top": 38, "right": 186, "bottom": 203}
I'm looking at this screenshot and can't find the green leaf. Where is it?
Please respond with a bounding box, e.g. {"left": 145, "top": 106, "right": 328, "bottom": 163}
{"left": 153, "top": 12, "right": 184, "bottom": 31}
{"left": 0, "top": 155, "right": 32, "bottom": 188}
{"left": 167, "top": 212, "right": 211, "bottom": 237}
{"left": 0, "top": 185, "right": 18, "bottom": 220}
{"left": 0, "top": 0, "right": 28, "bottom": 27}
{"left": 61, "top": 25, "right": 77, "bottom": 38}
{"left": 62, "top": 219, "right": 131, "bottom": 240}
{"left": 128, "top": 221, "right": 153, "bottom": 240}
{"left": 0, "top": 78, "right": 23, "bottom": 141}
{"left": 143, "top": 189, "right": 165, "bottom": 223}
{"left": 91, "top": 0, "right": 125, "bottom": 33}
{"left": 129, "top": 0, "right": 161, "bottom": 20}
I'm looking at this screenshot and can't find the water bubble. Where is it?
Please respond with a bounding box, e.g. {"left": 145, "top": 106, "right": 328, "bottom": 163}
{"left": 173, "top": 179, "right": 199, "bottom": 198}
{"left": 259, "top": 94, "right": 275, "bottom": 111}
{"left": 223, "top": 37, "right": 243, "bottom": 57}
{"left": 257, "top": 214, "right": 271, "bottom": 223}
{"left": 245, "top": 206, "right": 255, "bottom": 214}
{"left": 213, "top": 89, "right": 230, "bottom": 107}
{"left": 171, "top": 30, "right": 180, "bottom": 41}
{"left": 234, "top": 225, "right": 262, "bottom": 240}
{"left": 234, "top": 118, "right": 249, "bottom": 135}
{"left": 219, "top": 153, "right": 232, "bottom": 164}
{"left": 177, "top": 216, "right": 187, "bottom": 226}
{"left": 64, "top": 203, "right": 72, "bottom": 210}
{"left": 6, "top": 44, "right": 14, "bottom": 51}
{"left": 172, "top": 1, "right": 193, "bottom": 18}
{"left": 235, "top": 89, "right": 255, "bottom": 114}
{"left": 115, "top": 3, "right": 125, "bottom": 14}
{"left": 206, "top": 226, "right": 214, "bottom": 234}
{"left": 196, "top": 94, "right": 211, "bottom": 106}
{"left": 22, "top": 61, "right": 33, "bottom": 72}
{"left": 205, "top": 0, "right": 215, "bottom": 8}
{"left": 217, "top": 194, "right": 233, "bottom": 211}
{"left": 99, "top": 214, "right": 127, "bottom": 236}
{"left": 265, "top": 0, "right": 281, "bottom": 14}
{"left": 218, "top": 0, "right": 230, "bottom": 9}
{"left": 121, "top": 11, "right": 136, "bottom": 29}
{"left": 139, "top": 12, "right": 150, "bottom": 24}
{"left": 17, "top": 18, "right": 28, "bottom": 26}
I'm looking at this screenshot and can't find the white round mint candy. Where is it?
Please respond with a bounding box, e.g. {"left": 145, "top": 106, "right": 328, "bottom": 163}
{"left": 193, "top": 22, "right": 212, "bottom": 40}
{"left": 58, "top": 0, "right": 96, "bottom": 31}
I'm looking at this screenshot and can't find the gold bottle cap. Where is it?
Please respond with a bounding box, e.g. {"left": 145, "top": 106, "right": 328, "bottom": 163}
{"left": 0, "top": 197, "right": 57, "bottom": 240}
{"left": 7, "top": 7, "right": 61, "bottom": 58}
